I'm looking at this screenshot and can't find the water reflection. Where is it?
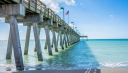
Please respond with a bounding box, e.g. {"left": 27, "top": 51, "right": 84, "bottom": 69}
{"left": 2, "top": 40, "right": 99, "bottom": 70}
{"left": 27, "top": 40, "right": 100, "bottom": 69}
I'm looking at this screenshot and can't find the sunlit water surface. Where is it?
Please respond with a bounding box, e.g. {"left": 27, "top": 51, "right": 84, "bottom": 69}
{"left": 0, "top": 39, "right": 128, "bottom": 71}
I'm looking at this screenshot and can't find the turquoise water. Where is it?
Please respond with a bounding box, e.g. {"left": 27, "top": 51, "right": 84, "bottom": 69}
{"left": 0, "top": 39, "right": 128, "bottom": 71}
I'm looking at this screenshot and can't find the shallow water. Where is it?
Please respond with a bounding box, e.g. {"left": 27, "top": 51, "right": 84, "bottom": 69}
{"left": 0, "top": 39, "right": 128, "bottom": 71}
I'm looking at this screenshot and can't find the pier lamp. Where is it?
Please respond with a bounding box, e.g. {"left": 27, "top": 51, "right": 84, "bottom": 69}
{"left": 71, "top": 22, "right": 74, "bottom": 30}
{"left": 75, "top": 27, "right": 77, "bottom": 32}
{"left": 60, "top": 7, "right": 65, "bottom": 21}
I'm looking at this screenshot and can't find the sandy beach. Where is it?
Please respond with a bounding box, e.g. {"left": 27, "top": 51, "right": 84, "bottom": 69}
{"left": 1, "top": 68, "right": 128, "bottom": 73}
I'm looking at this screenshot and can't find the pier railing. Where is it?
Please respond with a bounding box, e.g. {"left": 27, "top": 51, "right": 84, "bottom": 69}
{"left": 8, "top": 0, "right": 78, "bottom": 35}
{"left": 0, "top": 0, "right": 81, "bottom": 70}
{"left": 0, "top": 0, "right": 79, "bottom": 35}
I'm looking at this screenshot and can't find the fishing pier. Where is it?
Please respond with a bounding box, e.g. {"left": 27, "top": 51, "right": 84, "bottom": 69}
{"left": 0, "top": 0, "right": 80, "bottom": 70}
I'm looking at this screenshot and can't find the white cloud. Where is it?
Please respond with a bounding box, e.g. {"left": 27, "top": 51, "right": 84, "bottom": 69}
{"left": 18, "top": 23, "right": 23, "bottom": 26}
{"left": 80, "top": 3, "right": 83, "bottom": 5}
{"left": 110, "top": 15, "right": 114, "bottom": 17}
{"left": 0, "top": 18, "right": 5, "bottom": 22}
{"left": 40, "top": 0, "right": 75, "bottom": 13}
{"left": 65, "top": 0, "right": 75, "bottom": 5}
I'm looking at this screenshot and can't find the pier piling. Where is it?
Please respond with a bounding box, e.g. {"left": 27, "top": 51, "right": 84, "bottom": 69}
{"left": 60, "top": 31, "right": 64, "bottom": 50}
{"left": 52, "top": 28, "right": 58, "bottom": 52}
{"left": 9, "top": 16, "right": 24, "bottom": 70}
{"left": 24, "top": 26, "right": 31, "bottom": 55}
{"left": 6, "top": 29, "right": 12, "bottom": 59}
{"left": 34, "top": 27, "right": 41, "bottom": 52}
{"left": 33, "top": 23, "right": 43, "bottom": 61}
{"left": 0, "top": 0, "right": 81, "bottom": 70}
{"left": 44, "top": 26, "right": 53, "bottom": 55}
{"left": 57, "top": 31, "right": 60, "bottom": 46}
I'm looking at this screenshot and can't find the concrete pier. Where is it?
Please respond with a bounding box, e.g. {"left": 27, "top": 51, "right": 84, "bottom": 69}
{"left": 63, "top": 32, "right": 68, "bottom": 48}
{"left": 57, "top": 31, "right": 60, "bottom": 46}
{"left": 51, "top": 36, "right": 54, "bottom": 48}
{"left": 0, "top": 0, "right": 81, "bottom": 70}
{"left": 0, "top": 3, "right": 25, "bottom": 70}
{"left": 66, "top": 33, "right": 70, "bottom": 46}
{"left": 44, "top": 40, "right": 47, "bottom": 50}
{"left": 60, "top": 31, "right": 64, "bottom": 50}
{"left": 24, "top": 26, "right": 31, "bottom": 55}
{"left": 34, "top": 27, "right": 41, "bottom": 52}
{"left": 44, "top": 26, "right": 53, "bottom": 55}
{"left": 6, "top": 29, "right": 13, "bottom": 59}
{"left": 33, "top": 23, "right": 43, "bottom": 61}
{"left": 52, "top": 28, "right": 58, "bottom": 52}
{"left": 9, "top": 16, "right": 24, "bottom": 70}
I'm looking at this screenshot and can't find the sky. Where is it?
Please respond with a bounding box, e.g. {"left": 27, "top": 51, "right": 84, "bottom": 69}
{"left": 0, "top": 0, "right": 128, "bottom": 40}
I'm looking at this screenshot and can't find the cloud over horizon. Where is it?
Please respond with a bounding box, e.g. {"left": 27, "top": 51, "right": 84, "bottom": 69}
{"left": 40, "top": 0, "right": 75, "bottom": 13}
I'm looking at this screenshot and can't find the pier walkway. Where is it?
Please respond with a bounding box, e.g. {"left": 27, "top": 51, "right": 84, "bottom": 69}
{"left": 0, "top": 0, "right": 80, "bottom": 70}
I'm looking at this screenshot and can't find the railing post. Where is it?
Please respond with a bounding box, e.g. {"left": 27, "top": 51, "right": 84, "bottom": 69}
{"left": 35, "top": 0, "right": 37, "bottom": 12}
{"left": 28, "top": 0, "right": 31, "bottom": 9}
{"left": 20, "top": 0, "right": 23, "bottom": 4}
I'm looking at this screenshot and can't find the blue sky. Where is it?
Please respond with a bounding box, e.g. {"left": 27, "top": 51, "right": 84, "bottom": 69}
{"left": 0, "top": 0, "right": 128, "bottom": 40}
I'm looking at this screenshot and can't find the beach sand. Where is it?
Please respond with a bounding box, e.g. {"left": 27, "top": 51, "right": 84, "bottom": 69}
{"left": 1, "top": 68, "right": 128, "bottom": 73}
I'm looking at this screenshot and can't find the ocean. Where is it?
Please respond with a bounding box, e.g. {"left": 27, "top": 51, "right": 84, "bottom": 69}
{"left": 0, "top": 39, "right": 128, "bottom": 71}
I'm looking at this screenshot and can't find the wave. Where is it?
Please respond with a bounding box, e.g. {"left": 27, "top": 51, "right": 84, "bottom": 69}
{"left": 99, "top": 62, "right": 128, "bottom": 68}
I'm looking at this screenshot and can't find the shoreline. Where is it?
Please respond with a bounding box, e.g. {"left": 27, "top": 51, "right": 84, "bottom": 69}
{"left": 1, "top": 68, "right": 128, "bottom": 73}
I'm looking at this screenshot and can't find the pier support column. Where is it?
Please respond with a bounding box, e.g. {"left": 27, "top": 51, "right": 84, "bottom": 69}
{"left": 72, "top": 35, "right": 74, "bottom": 44}
{"left": 57, "top": 31, "right": 60, "bottom": 46}
{"left": 69, "top": 32, "right": 71, "bottom": 45}
{"left": 24, "top": 26, "right": 31, "bottom": 55}
{"left": 6, "top": 29, "right": 12, "bottom": 59}
{"left": 9, "top": 16, "right": 24, "bottom": 70}
{"left": 71, "top": 34, "right": 73, "bottom": 45}
{"left": 51, "top": 36, "right": 53, "bottom": 48}
{"left": 66, "top": 33, "right": 70, "bottom": 46}
{"left": 52, "top": 28, "right": 58, "bottom": 52}
{"left": 65, "top": 33, "right": 68, "bottom": 48}
{"left": 34, "top": 27, "right": 41, "bottom": 51}
{"left": 63, "top": 32, "right": 67, "bottom": 48}
{"left": 70, "top": 34, "right": 73, "bottom": 45}
{"left": 44, "top": 40, "right": 47, "bottom": 50}
{"left": 63, "top": 33, "right": 65, "bottom": 46}
{"left": 60, "top": 31, "right": 64, "bottom": 50}
{"left": 44, "top": 26, "right": 52, "bottom": 55}
{"left": 33, "top": 23, "right": 43, "bottom": 61}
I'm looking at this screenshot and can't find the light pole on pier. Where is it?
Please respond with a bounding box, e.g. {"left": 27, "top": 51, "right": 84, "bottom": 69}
{"left": 75, "top": 27, "right": 77, "bottom": 32}
{"left": 60, "top": 7, "right": 65, "bottom": 21}
{"left": 71, "top": 22, "right": 74, "bottom": 30}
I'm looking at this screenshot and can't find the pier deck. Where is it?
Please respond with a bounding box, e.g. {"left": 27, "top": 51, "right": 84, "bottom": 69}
{"left": 0, "top": 0, "right": 80, "bottom": 70}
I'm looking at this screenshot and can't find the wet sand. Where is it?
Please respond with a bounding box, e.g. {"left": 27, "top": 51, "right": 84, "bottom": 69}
{"left": 1, "top": 68, "right": 128, "bottom": 73}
